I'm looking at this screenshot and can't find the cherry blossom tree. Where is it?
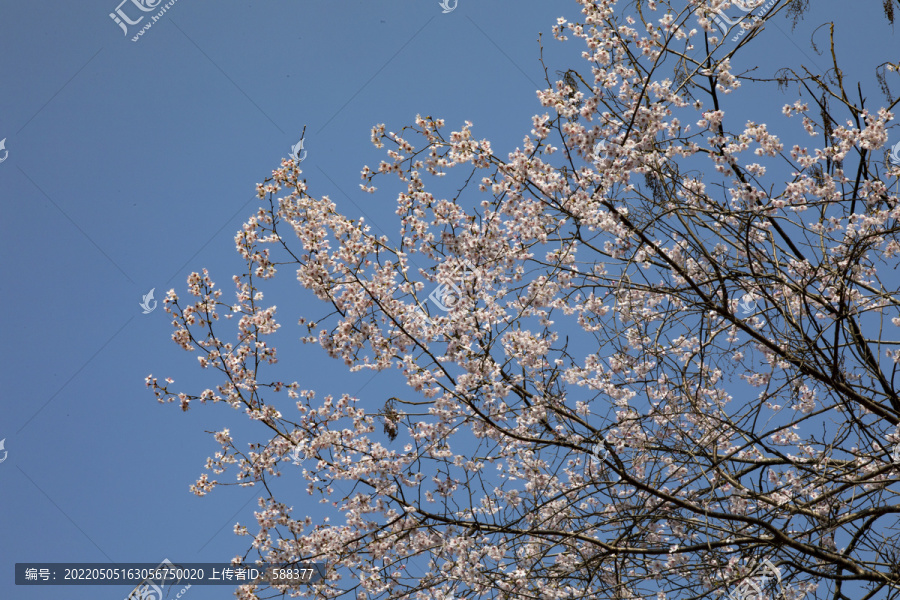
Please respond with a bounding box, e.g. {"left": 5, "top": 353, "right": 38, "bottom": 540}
{"left": 147, "top": 0, "right": 900, "bottom": 598}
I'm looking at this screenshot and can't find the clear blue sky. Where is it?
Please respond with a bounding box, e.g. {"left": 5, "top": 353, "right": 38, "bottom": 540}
{"left": 0, "top": 1, "right": 894, "bottom": 599}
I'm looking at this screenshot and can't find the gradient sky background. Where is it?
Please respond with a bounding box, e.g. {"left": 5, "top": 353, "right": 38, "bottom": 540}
{"left": 0, "top": 1, "right": 897, "bottom": 599}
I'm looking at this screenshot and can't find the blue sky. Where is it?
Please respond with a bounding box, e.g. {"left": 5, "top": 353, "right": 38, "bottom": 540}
{"left": 0, "top": 1, "right": 896, "bottom": 599}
